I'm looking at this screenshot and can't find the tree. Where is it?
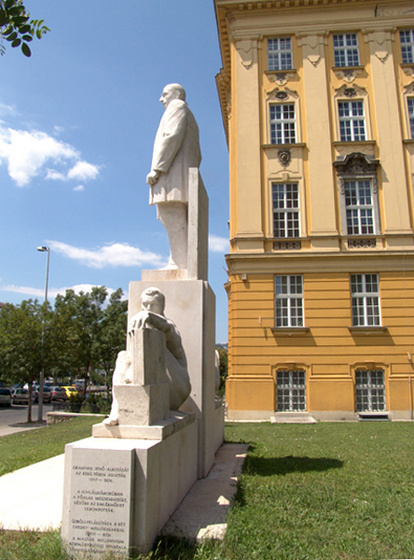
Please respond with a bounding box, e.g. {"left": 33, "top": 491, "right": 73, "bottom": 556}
{"left": 93, "top": 288, "right": 128, "bottom": 395}
{"left": 0, "top": 300, "right": 49, "bottom": 422}
{"left": 216, "top": 346, "right": 228, "bottom": 396}
{"left": 0, "top": 0, "right": 49, "bottom": 57}
{"left": 52, "top": 287, "right": 127, "bottom": 396}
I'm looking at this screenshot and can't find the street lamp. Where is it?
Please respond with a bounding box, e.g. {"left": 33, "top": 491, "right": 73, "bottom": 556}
{"left": 37, "top": 245, "right": 50, "bottom": 422}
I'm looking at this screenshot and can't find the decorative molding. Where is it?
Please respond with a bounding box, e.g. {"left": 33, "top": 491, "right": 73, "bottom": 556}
{"left": 332, "top": 67, "right": 364, "bottom": 83}
{"left": 267, "top": 86, "right": 299, "bottom": 102}
{"left": 402, "top": 64, "right": 414, "bottom": 79}
{"left": 273, "top": 241, "right": 302, "bottom": 251}
{"left": 235, "top": 38, "right": 259, "bottom": 69}
{"left": 343, "top": 87, "right": 357, "bottom": 97}
{"left": 334, "top": 83, "right": 368, "bottom": 98}
{"left": 277, "top": 148, "right": 291, "bottom": 168}
{"left": 334, "top": 153, "right": 380, "bottom": 195}
{"left": 297, "top": 33, "right": 328, "bottom": 67}
{"left": 334, "top": 152, "right": 379, "bottom": 176}
{"left": 363, "top": 29, "right": 395, "bottom": 64}
{"left": 348, "top": 238, "right": 377, "bottom": 249}
{"left": 265, "top": 70, "right": 297, "bottom": 86}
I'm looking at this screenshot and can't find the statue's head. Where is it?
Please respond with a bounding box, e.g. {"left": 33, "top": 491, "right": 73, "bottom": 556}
{"left": 159, "top": 83, "right": 186, "bottom": 108}
{"left": 140, "top": 287, "right": 165, "bottom": 315}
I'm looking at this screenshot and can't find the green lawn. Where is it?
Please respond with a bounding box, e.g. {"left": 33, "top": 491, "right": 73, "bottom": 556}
{"left": 0, "top": 416, "right": 100, "bottom": 476}
{"left": 1, "top": 421, "right": 414, "bottom": 560}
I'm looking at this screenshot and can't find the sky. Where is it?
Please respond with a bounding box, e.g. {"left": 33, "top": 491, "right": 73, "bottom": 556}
{"left": 0, "top": 1, "right": 230, "bottom": 342}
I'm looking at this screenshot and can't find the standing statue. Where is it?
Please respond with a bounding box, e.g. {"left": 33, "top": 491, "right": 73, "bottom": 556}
{"left": 146, "top": 84, "right": 201, "bottom": 270}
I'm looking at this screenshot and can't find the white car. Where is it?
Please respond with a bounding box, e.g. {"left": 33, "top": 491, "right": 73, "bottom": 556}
{"left": 0, "top": 388, "right": 11, "bottom": 407}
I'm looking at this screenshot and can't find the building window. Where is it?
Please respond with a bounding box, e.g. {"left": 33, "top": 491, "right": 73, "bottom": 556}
{"left": 333, "top": 33, "right": 360, "bottom": 67}
{"left": 268, "top": 37, "right": 293, "bottom": 71}
{"left": 270, "top": 103, "right": 296, "bottom": 144}
{"left": 272, "top": 183, "right": 300, "bottom": 238}
{"left": 338, "top": 100, "right": 366, "bottom": 141}
{"left": 276, "top": 369, "right": 306, "bottom": 412}
{"left": 275, "top": 275, "right": 303, "bottom": 327}
{"left": 400, "top": 30, "right": 414, "bottom": 64}
{"left": 344, "top": 180, "right": 375, "bottom": 235}
{"left": 350, "top": 274, "right": 381, "bottom": 327}
{"left": 408, "top": 98, "right": 414, "bottom": 138}
{"left": 355, "top": 369, "right": 386, "bottom": 412}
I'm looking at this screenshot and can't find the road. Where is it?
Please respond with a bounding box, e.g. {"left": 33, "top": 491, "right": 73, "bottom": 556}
{"left": 0, "top": 403, "right": 53, "bottom": 437}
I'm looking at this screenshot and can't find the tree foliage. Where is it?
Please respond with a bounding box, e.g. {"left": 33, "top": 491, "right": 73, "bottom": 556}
{"left": 0, "top": 300, "right": 48, "bottom": 421}
{"left": 0, "top": 287, "right": 128, "bottom": 421}
{"left": 0, "top": 0, "right": 49, "bottom": 57}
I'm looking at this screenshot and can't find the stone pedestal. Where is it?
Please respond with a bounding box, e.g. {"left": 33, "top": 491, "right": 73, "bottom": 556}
{"left": 129, "top": 278, "right": 224, "bottom": 478}
{"left": 62, "top": 415, "right": 198, "bottom": 556}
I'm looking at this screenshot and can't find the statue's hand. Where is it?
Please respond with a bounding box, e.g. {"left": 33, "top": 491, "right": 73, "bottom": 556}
{"left": 129, "top": 310, "right": 151, "bottom": 335}
{"left": 146, "top": 169, "right": 161, "bottom": 186}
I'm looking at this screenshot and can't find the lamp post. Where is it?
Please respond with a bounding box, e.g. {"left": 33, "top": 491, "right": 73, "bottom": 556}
{"left": 37, "top": 245, "right": 50, "bottom": 422}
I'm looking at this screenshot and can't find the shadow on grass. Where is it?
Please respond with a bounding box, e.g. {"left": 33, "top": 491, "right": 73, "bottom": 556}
{"left": 245, "top": 455, "right": 344, "bottom": 477}
{"left": 150, "top": 535, "right": 199, "bottom": 560}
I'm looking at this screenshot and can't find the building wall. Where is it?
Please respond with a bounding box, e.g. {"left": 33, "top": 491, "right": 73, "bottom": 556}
{"left": 226, "top": 264, "right": 414, "bottom": 418}
{"left": 215, "top": 0, "right": 414, "bottom": 419}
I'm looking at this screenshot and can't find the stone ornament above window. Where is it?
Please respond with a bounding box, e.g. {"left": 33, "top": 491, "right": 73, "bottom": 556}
{"left": 334, "top": 153, "right": 379, "bottom": 195}
{"left": 277, "top": 148, "right": 291, "bottom": 168}
{"left": 334, "top": 152, "right": 379, "bottom": 176}
{"left": 275, "top": 90, "right": 289, "bottom": 100}
{"left": 343, "top": 87, "right": 357, "bottom": 98}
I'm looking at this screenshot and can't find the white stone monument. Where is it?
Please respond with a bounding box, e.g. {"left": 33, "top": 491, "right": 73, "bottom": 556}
{"left": 61, "top": 84, "right": 224, "bottom": 557}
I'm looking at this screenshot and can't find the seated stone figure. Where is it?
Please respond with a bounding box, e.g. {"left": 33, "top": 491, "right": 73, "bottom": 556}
{"left": 103, "top": 350, "right": 132, "bottom": 425}
{"left": 104, "top": 287, "right": 191, "bottom": 426}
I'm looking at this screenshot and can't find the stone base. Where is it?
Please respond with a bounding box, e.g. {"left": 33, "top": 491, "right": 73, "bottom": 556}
{"left": 141, "top": 268, "right": 188, "bottom": 282}
{"left": 109, "top": 383, "right": 170, "bottom": 427}
{"left": 92, "top": 411, "right": 194, "bottom": 440}
{"left": 62, "top": 415, "right": 198, "bottom": 556}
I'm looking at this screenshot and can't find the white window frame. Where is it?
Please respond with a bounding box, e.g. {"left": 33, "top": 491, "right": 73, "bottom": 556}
{"left": 272, "top": 183, "right": 300, "bottom": 238}
{"left": 408, "top": 97, "right": 414, "bottom": 139}
{"left": 350, "top": 274, "right": 381, "bottom": 327}
{"left": 344, "top": 179, "right": 377, "bottom": 236}
{"left": 333, "top": 33, "right": 360, "bottom": 67}
{"left": 400, "top": 29, "right": 414, "bottom": 64}
{"left": 355, "top": 369, "right": 386, "bottom": 412}
{"left": 267, "top": 37, "right": 293, "bottom": 71}
{"left": 269, "top": 103, "right": 296, "bottom": 145}
{"left": 276, "top": 369, "right": 306, "bottom": 412}
{"left": 275, "top": 275, "right": 304, "bottom": 328}
{"left": 338, "top": 100, "right": 366, "bottom": 142}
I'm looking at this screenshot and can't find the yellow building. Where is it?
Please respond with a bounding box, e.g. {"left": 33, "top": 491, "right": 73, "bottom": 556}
{"left": 214, "top": 0, "right": 414, "bottom": 420}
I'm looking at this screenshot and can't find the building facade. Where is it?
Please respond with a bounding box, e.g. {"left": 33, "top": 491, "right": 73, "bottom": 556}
{"left": 214, "top": 0, "right": 414, "bottom": 420}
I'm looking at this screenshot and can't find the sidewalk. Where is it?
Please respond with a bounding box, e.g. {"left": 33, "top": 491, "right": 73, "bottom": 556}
{"left": 0, "top": 443, "right": 248, "bottom": 540}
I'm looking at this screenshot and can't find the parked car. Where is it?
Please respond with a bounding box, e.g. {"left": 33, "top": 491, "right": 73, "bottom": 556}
{"left": 33, "top": 385, "right": 52, "bottom": 403}
{"left": 61, "top": 385, "right": 79, "bottom": 398}
{"left": 11, "top": 388, "right": 32, "bottom": 405}
{"left": 0, "top": 388, "right": 11, "bottom": 407}
{"left": 50, "top": 386, "right": 68, "bottom": 401}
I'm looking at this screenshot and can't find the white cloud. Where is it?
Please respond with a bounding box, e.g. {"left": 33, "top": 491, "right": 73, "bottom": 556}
{"left": 209, "top": 234, "right": 228, "bottom": 253}
{"left": 73, "top": 185, "right": 85, "bottom": 192}
{"left": 0, "top": 284, "right": 46, "bottom": 298}
{"left": 68, "top": 161, "right": 100, "bottom": 181}
{"left": 0, "top": 283, "right": 120, "bottom": 300}
{"left": 47, "top": 240, "right": 165, "bottom": 269}
{"left": 0, "top": 125, "right": 99, "bottom": 188}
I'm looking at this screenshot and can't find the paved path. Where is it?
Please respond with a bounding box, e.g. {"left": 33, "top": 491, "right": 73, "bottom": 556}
{"left": 0, "top": 443, "right": 248, "bottom": 540}
{"left": 0, "top": 403, "right": 52, "bottom": 437}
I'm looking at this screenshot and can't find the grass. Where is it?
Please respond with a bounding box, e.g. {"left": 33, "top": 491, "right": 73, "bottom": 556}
{"left": 1, "top": 421, "right": 414, "bottom": 559}
{"left": 0, "top": 416, "right": 100, "bottom": 476}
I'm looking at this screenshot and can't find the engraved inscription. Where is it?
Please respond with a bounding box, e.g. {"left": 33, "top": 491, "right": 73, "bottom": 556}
{"left": 66, "top": 449, "right": 132, "bottom": 556}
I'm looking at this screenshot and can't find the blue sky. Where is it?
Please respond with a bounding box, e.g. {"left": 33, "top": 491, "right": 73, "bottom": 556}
{"left": 0, "top": 1, "right": 229, "bottom": 342}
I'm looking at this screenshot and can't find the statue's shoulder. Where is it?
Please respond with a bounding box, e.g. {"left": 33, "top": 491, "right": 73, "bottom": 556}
{"left": 168, "top": 99, "right": 188, "bottom": 113}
